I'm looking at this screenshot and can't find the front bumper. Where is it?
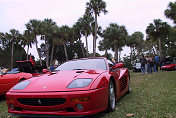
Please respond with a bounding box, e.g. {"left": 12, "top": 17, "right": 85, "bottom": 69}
{"left": 6, "top": 86, "right": 108, "bottom": 117}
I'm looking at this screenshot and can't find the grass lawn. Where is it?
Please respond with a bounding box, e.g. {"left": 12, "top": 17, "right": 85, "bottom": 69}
{"left": 0, "top": 71, "right": 176, "bottom": 118}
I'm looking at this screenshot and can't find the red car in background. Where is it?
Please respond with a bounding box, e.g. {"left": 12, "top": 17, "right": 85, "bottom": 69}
{"left": 6, "top": 58, "right": 131, "bottom": 117}
{"left": 161, "top": 64, "right": 176, "bottom": 71}
{"left": 0, "top": 60, "right": 46, "bottom": 95}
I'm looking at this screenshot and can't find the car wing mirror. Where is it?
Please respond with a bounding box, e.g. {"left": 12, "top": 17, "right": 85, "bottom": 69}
{"left": 111, "top": 63, "right": 124, "bottom": 70}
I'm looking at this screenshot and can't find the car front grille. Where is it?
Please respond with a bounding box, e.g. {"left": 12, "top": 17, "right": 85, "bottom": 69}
{"left": 17, "top": 98, "right": 66, "bottom": 106}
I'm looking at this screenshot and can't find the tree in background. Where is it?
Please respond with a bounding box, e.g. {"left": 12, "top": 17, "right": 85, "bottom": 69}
{"left": 99, "top": 31, "right": 111, "bottom": 58}
{"left": 5, "top": 29, "right": 20, "bottom": 69}
{"left": 60, "top": 25, "right": 73, "bottom": 61}
{"left": 86, "top": 0, "right": 108, "bottom": 57}
{"left": 73, "top": 22, "right": 86, "bottom": 58}
{"left": 165, "top": 1, "right": 176, "bottom": 24}
{"left": 78, "top": 14, "right": 94, "bottom": 57}
{"left": 23, "top": 30, "right": 34, "bottom": 60}
{"left": 165, "top": 26, "right": 176, "bottom": 57}
{"left": 40, "top": 18, "right": 56, "bottom": 68}
{"left": 130, "top": 32, "right": 144, "bottom": 59}
{"left": 25, "top": 19, "right": 43, "bottom": 66}
{"left": 103, "top": 23, "right": 128, "bottom": 62}
{"left": 146, "top": 19, "right": 171, "bottom": 58}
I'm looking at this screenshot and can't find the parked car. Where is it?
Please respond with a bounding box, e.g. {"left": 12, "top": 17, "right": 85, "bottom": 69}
{"left": 133, "top": 62, "right": 141, "bottom": 72}
{"left": 161, "top": 58, "right": 176, "bottom": 71}
{"left": 6, "top": 57, "right": 131, "bottom": 117}
{"left": 0, "top": 60, "right": 46, "bottom": 95}
{"left": 161, "top": 62, "right": 176, "bottom": 71}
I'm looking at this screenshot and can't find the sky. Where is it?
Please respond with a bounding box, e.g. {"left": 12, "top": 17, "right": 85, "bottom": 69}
{"left": 0, "top": 0, "right": 175, "bottom": 60}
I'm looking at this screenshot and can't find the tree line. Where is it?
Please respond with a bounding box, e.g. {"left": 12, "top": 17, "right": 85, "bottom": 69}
{"left": 0, "top": 0, "right": 176, "bottom": 69}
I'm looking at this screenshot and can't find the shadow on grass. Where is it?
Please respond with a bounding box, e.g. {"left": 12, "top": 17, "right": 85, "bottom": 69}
{"left": 10, "top": 111, "right": 107, "bottom": 118}
{"left": 0, "top": 95, "right": 6, "bottom": 101}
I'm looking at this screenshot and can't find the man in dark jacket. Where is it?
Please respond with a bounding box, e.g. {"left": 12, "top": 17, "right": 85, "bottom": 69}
{"left": 140, "top": 55, "right": 146, "bottom": 74}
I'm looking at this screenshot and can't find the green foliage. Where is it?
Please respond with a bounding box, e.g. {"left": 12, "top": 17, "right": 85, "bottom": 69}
{"left": 165, "top": 1, "right": 176, "bottom": 24}
{"left": 123, "top": 56, "right": 133, "bottom": 70}
{"left": 146, "top": 19, "right": 171, "bottom": 57}
{"left": 103, "top": 23, "right": 128, "bottom": 60}
{"left": 89, "top": 52, "right": 102, "bottom": 57}
{"left": 0, "top": 44, "right": 27, "bottom": 68}
{"left": 86, "top": 0, "right": 108, "bottom": 16}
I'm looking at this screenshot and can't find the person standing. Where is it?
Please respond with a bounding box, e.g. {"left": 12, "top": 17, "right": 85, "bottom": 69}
{"left": 140, "top": 55, "right": 146, "bottom": 74}
{"left": 155, "top": 55, "right": 159, "bottom": 72}
{"left": 148, "top": 56, "right": 154, "bottom": 73}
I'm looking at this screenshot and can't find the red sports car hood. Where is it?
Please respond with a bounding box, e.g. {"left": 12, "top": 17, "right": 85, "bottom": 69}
{"left": 10, "top": 69, "right": 106, "bottom": 92}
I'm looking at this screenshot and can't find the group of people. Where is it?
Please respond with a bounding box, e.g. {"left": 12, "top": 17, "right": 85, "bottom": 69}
{"left": 140, "top": 55, "right": 160, "bottom": 74}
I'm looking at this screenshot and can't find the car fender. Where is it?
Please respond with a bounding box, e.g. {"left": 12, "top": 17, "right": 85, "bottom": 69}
{"left": 90, "top": 71, "right": 110, "bottom": 90}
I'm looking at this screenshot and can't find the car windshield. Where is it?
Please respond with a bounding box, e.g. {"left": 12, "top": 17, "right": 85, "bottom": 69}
{"left": 55, "top": 58, "right": 107, "bottom": 71}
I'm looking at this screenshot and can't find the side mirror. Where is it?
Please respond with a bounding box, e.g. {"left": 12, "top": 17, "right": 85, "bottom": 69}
{"left": 42, "top": 69, "right": 48, "bottom": 74}
{"left": 111, "top": 63, "right": 124, "bottom": 70}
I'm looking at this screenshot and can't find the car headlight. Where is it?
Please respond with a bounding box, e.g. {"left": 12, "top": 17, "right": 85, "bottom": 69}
{"left": 13, "top": 80, "right": 31, "bottom": 90}
{"left": 67, "top": 79, "right": 93, "bottom": 89}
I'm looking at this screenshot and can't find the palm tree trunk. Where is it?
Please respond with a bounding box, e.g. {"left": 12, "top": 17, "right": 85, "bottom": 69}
{"left": 105, "top": 50, "right": 107, "bottom": 58}
{"left": 79, "top": 38, "right": 85, "bottom": 58}
{"left": 85, "top": 31, "right": 89, "bottom": 57}
{"left": 158, "top": 37, "right": 162, "bottom": 58}
{"left": 119, "top": 49, "right": 121, "bottom": 62}
{"left": 50, "top": 44, "right": 55, "bottom": 66}
{"left": 137, "top": 47, "right": 140, "bottom": 59}
{"left": 11, "top": 41, "right": 14, "bottom": 70}
{"left": 64, "top": 43, "right": 68, "bottom": 61}
{"left": 35, "top": 36, "right": 42, "bottom": 66}
{"left": 114, "top": 45, "right": 118, "bottom": 63}
{"left": 20, "top": 45, "right": 24, "bottom": 61}
{"left": 93, "top": 13, "right": 98, "bottom": 57}
{"left": 130, "top": 47, "right": 133, "bottom": 60}
{"left": 45, "top": 38, "right": 49, "bottom": 68}
{"left": 26, "top": 45, "right": 29, "bottom": 60}
{"left": 152, "top": 46, "right": 156, "bottom": 55}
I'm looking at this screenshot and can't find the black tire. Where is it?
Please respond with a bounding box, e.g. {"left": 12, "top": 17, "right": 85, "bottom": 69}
{"left": 106, "top": 79, "right": 116, "bottom": 112}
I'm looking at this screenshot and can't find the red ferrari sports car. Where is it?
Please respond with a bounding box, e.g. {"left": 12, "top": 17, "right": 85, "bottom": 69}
{"left": 0, "top": 60, "right": 46, "bottom": 95}
{"left": 6, "top": 57, "right": 131, "bottom": 117}
{"left": 161, "top": 64, "right": 176, "bottom": 71}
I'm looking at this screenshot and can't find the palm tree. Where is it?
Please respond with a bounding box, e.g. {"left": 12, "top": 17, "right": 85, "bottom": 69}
{"left": 165, "top": 1, "right": 176, "bottom": 24}
{"left": 130, "top": 32, "right": 144, "bottom": 59}
{"left": 49, "top": 25, "right": 60, "bottom": 66}
{"left": 5, "top": 29, "right": 20, "bottom": 69}
{"left": 73, "top": 22, "right": 86, "bottom": 57}
{"left": 98, "top": 38, "right": 110, "bottom": 58}
{"left": 23, "top": 30, "right": 34, "bottom": 60}
{"left": 60, "top": 25, "right": 73, "bottom": 61}
{"left": 86, "top": 0, "right": 108, "bottom": 57}
{"left": 78, "top": 14, "right": 94, "bottom": 57}
{"left": 146, "top": 19, "right": 171, "bottom": 58}
{"left": 40, "top": 18, "right": 56, "bottom": 68}
{"left": 103, "top": 23, "right": 128, "bottom": 62}
{"left": 25, "top": 19, "right": 42, "bottom": 66}
{"left": 0, "top": 32, "right": 6, "bottom": 48}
